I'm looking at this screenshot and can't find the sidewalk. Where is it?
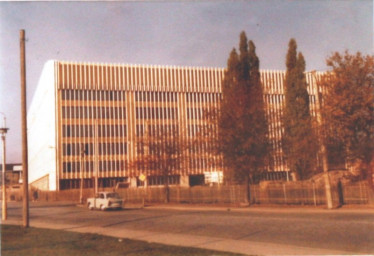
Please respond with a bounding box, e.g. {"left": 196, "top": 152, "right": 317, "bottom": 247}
{"left": 5, "top": 199, "right": 374, "bottom": 214}
{"left": 8, "top": 199, "right": 374, "bottom": 213}
{"left": 3, "top": 218, "right": 358, "bottom": 255}
{"left": 144, "top": 202, "right": 374, "bottom": 214}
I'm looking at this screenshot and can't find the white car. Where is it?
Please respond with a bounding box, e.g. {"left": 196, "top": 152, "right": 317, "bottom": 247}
{"left": 87, "top": 192, "right": 123, "bottom": 211}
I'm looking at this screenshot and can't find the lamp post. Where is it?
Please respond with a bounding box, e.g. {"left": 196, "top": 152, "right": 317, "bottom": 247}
{"left": 311, "top": 71, "right": 333, "bottom": 209}
{"left": 0, "top": 113, "right": 9, "bottom": 221}
{"left": 94, "top": 121, "right": 98, "bottom": 195}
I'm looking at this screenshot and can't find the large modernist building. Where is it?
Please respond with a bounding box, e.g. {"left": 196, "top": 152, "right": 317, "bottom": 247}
{"left": 28, "top": 60, "right": 322, "bottom": 191}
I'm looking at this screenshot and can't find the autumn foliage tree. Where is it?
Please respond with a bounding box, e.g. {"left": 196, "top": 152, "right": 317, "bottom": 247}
{"left": 132, "top": 125, "right": 189, "bottom": 203}
{"left": 320, "top": 51, "right": 374, "bottom": 181}
{"left": 218, "top": 31, "right": 269, "bottom": 204}
{"left": 282, "top": 39, "right": 318, "bottom": 180}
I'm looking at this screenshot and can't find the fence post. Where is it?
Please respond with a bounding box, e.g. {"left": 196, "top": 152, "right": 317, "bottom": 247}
{"left": 142, "top": 188, "right": 145, "bottom": 207}
{"left": 359, "top": 182, "right": 363, "bottom": 204}
{"left": 313, "top": 182, "right": 317, "bottom": 206}
{"left": 230, "top": 186, "right": 234, "bottom": 204}
{"left": 177, "top": 186, "right": 180, "bottom": 203}
{"left": 252, "top": 186, "right": 256, "bottom": 204}
{"left": 189, "top": 187, "right": 191, "bottom": 203}
{"left": 283, "top": 183, "right": 287, "bottom": 204}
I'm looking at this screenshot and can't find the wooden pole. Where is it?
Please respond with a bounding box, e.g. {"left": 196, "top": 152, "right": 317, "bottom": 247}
{"left": 20, "top": 29, "right": 29, "bottom": 227}
{"left": 1, "top": 114, "right": 9, "bottom": 220}
{"left": 1, "top": 130, "right": 8, "bottom": 220}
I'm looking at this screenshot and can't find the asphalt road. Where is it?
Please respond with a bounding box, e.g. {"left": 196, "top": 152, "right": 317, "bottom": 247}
{"left": 2, "top": 201, "right": 374, "bottom": 255}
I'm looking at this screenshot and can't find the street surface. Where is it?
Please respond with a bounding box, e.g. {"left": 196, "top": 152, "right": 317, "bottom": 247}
{"left": 2, "top": 201, "right": 374, "bottom": 255}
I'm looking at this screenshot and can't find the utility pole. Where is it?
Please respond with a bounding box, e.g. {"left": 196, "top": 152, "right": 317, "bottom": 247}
{"left": 0, "top": 113, "right": 9, "bottom": 221}
{"left": 20, "top": 29, "right": 29, "bottom": 227}
{"left": 312, "top": 71, "right": 333, "bottom": 209}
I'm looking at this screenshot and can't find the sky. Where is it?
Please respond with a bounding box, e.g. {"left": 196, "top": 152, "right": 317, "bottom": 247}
{"left": 0, "top": 0, "right": 373, "bottom": 163}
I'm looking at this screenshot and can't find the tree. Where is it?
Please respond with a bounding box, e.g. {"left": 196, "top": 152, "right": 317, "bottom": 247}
{"left": 131, "top": 125, "right": 188, "bottom": 203}
{"left": 282, "top": 39, "right": 318, "bottom": 180}
{"left": 320, "top": 51, "right": 374, "bottom": 181}
{"left": 218, "top": 31, "right": 269, "bottom": 204}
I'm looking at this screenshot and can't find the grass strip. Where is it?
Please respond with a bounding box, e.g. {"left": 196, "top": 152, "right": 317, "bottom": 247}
{"left": 1, "top": 225, "right": 242, "bottom": 256}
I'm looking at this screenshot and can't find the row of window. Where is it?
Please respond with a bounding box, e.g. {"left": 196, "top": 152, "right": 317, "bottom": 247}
{"left": 62, "top": 106, "right": 211, "bottom": 121}
{"left": 188, "top": 124, "right": 215, "bottom": 137}
{"left": 61, "top": 90, "right": 221, "bottom": 104}
{"left": 59, "top": 178, "right": 127, "bottom": 190}
{"left": 135, "top": 107, "right": 178, "bottom": 120}
{"left": 186, "top": 107, "right": 209, "bottom": 120}
{"left": 133, "top": 151, "right": 216, "bottom": 171}
{"left": 62, "top": 142, "right": 128, "bottom": 156}
{"left": 61, "top": 90, "right": 125, "bottom": 101}
{"left": 61, "top": 123, "right": 212, "bottom": 139}
{"left": 62, "top": 106, "right": 126, "bottom": 119}
{"left": 61, "top": 106, "right": 214, "bottom": 121}
{"left": 188, "top": 157, "right": 215, "bottom": 169}
{"left": 62, "top": 159, "right": 208, "bottom": 174}
{"left": 147, "top": 175, "right": 180, "bottom": 186}
{"left": 58, "top": 176, "right": 180, "bottom": 190}
{"left": 62, "top": 125, "right": 127, "bottom": 138}
{"left": 264, "top": 94, "right": 316, "bottom": 107}
{"left": 62, "top": 160, "right": 126, "bottom": 173}
{"left": 185, "top": 93, "right": 221, "bottom": 102}
{"left": 136, "top": 140, "right": 181, "bottom": 156}
{"left": 59, "top": 175, "right": 197, "bottom": 189}
{"left": 61, "top": 90, "right": 313, "bottom": 107}
{"left": 135, "top": 91, "right": 178, "bottom": 102}
{"left": 136, "top": 124, "right": 179, "bottom": 137}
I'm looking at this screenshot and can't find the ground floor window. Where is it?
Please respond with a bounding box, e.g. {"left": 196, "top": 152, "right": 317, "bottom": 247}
{"left": 147, "top": 175, "right": 180, "bottom": 186}
{"left": 252, "top": 171, "right": 289, "bottom": 183}
{"left": 59, "top": 177, "right": 128, "bottom": 190}
{"left": 189, "top": 175, "right": 205, "bottom": 186}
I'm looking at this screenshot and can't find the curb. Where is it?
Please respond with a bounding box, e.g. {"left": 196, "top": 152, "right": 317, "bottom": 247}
{"left": 144, "top": 203, "right": 374, "bottom": 214}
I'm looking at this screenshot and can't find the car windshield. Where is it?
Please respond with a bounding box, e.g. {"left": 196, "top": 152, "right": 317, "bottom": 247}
{"left": 107, "top": 193, "right": 121, "bottom": 199}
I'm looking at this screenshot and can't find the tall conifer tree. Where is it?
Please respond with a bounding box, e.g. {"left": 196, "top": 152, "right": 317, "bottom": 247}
{"left": 283, "top": 39, "right": 317, "bottom": 180}
{"left": 219, "top": 32, "right": 269, "bottom": 203}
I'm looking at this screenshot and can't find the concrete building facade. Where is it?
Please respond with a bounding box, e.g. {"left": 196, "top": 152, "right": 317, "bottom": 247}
{"left": 28, "top": 60, "right": 322, "bottom": 191}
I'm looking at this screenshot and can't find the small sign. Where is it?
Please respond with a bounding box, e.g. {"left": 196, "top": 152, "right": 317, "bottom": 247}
{"left": 139, "top": 173, "right": 146, "bottom": 182}
{"left": 13, "top": 165, "right": 22, "bottom": 171}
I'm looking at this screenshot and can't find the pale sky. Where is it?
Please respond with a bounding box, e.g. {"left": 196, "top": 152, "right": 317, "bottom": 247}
{"left": 0, "top": 0, "right": 373, "bottom": 163}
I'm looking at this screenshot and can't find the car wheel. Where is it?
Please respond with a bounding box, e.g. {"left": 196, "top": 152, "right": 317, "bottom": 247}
{"left": 100, "top": 205, "right": 106, "bottom": 211}
{"left": 88, "top": 203, "right": 94, "bottom": 210}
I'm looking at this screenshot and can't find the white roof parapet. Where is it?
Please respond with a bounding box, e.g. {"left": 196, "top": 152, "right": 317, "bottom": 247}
{"left": 56, "top": 60, "right": 225, "bottom": 72}
{"left": 53, "top": 60, "right": 324, "bottom": 94}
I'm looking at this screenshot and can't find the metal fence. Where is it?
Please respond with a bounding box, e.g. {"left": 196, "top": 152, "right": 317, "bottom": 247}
{"left": 340, "top": 181, "right": 371, "bottom": 205}
{"left": 7, "top": 180, "right": 373, "bottom": 207}
{"left": 115, "top": 181, "right": 373, "bottom": 206}
{"left": 251, "top": 182, "right": 327, "bottom": 206}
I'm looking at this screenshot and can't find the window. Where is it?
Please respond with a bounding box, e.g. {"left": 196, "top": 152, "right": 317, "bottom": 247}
{"left": 62, "top": 125, "right": 72, "bottom": 137}
{"left": 63, "top": 162, "right": 72, "bottom": 173}
{"left": 135, "top": 91, "right": 178, "bottom": 102}
{"left": 147, "top": 175, "right": 180, "bottom": 186}
{"left": 136, "top": 107, "right": 178, "bottom": 120}
{"left": 60, "top": 90, "right": 125, "bottom": 101}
